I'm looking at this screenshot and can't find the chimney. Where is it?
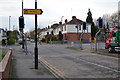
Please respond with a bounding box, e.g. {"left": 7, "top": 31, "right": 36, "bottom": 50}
{"left": 48, "top": 26, "right": 50, "bottom": 29}
{"left": 72, "top": 16, "right": 76, "bottom": 20}
{"left": 59, "top": 22, "right": 62, "bottom": 25}
{"left": 65, "top": 19, "right": 68, "bottom": 23}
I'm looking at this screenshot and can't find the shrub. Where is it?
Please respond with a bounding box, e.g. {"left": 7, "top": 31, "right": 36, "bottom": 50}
{"left": 41, "top": 38, "right": 45, "bottom": 42}
{"left": 8, "top": 38, "right": 15, "bottom": 45}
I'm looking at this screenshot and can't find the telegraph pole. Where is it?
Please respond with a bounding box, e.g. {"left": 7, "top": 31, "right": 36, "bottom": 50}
{"left": 35, "top": 0, "right": 38, "bottom": 69}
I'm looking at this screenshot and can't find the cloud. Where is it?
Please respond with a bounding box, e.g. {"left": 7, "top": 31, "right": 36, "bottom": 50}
{"left": 0, "top": 0, "right": 119, "bottom": 31}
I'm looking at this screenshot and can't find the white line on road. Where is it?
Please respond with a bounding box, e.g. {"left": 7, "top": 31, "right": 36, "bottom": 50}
{"left": 77, "top": 58, "right": 120, "bottom": 73}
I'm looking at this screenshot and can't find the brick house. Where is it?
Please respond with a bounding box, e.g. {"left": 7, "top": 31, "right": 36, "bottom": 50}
{"left": 40, "top": 16, "right": 91, "bottom": 42}
{"left": 52, "top": 16, "right": 91, "bottom": 41}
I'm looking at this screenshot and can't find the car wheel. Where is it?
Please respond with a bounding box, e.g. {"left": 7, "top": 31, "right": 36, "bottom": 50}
{"left": 108, "top": 46, "right": 115, "bottom": 53}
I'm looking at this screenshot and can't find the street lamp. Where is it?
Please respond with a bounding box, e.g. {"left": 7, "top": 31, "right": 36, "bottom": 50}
{"left": 9, "top": 16, "right": 11, "bottom": 31}
{"left": 61, "top": 16, "right": 64, "bottom": 23}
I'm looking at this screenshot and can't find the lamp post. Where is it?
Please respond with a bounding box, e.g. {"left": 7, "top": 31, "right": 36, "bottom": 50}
{"left": 9, "top": 16, "right": 11, "bottom": 31}
{"left": 61, "top": 16, "right": 64, "bottom": 23}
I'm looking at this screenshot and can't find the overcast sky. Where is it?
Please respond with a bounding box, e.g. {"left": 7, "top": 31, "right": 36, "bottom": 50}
{"left": 0, "top": 0, "right": 119, "bottom": 32}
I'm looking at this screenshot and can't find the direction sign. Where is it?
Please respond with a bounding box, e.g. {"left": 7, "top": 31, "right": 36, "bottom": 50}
{"left": 17, "top": 35, "right": 20, "bottom": 39}
{"left": 24, "top": 9, "right": 43, "bottom": 15}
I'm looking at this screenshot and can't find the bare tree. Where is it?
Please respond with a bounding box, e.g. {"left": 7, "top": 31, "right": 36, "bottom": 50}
{"left": 102, "top": 14, "right": 111, "bottom": 27}
{"left": 110, "top": 12, "right": 118, "bottom": 26}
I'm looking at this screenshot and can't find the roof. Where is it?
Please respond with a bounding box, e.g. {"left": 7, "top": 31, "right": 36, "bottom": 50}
{"left": 51, "top": 24, "right": 59, "bottom": 29}
{"left": 66, "top": 18, "right": 83, "bottom": 25}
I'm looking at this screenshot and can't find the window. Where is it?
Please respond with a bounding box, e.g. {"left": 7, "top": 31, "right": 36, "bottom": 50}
{"left": 61, "top": 27, "right": 63, "bottom": 31}
{"left": 79, "top": 25, "right": 81, "bottom": 30}
{"left": 65, "top": 34, "right": 67, "bottom": 40}
{"left": 64, "top": 25, "right": 66, "bottom": 31}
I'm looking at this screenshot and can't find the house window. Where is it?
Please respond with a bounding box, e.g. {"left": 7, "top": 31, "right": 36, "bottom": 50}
{"left": 64, "top": 25, "right": 66, "bottom": 31}
{"left": 62, "top": 27, "right": 63, "bottom": 31}
{"left": 79, "top": 25, "right": 81, "bottom": 30}
{"left": 65, "top": 34, "right": 67, "bottom": 40}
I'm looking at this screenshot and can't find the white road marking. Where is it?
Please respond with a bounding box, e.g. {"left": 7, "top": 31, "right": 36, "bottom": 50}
{"left": 78, "top": 58, "right": 120, "bottom": 73}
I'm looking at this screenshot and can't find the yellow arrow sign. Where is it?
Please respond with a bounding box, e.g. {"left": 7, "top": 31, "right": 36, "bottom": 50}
{"left": 24, "top": 9, "right": 43, "bottom": 15}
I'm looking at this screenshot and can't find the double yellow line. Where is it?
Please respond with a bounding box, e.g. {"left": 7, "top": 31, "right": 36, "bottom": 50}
{"left": 38, "top": 56, "right": 65, "bottom": 79}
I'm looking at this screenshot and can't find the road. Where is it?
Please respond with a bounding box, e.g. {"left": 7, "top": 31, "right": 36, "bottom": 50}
{"left": 27, "top": 43, "right": 119, "bottom": 78}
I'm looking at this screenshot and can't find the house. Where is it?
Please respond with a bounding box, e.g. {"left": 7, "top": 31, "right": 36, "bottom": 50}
{"left": 40, "top": 16, "right": 91, "bottom": 42}
{"left": 52, "top": 16, "right": 91, "bottom": 41}
{"left": 0, "top": 28, "right": 3, "bottom": 42}
{"left": 0, "top": 28, "right": 7, "bottom": 42}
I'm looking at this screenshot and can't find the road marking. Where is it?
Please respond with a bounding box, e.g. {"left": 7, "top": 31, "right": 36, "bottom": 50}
{"left": 38, "top": 56, "right": 65, "bottom": 79}
{"left": 77, "top": 58, "right": 120, "bottom": 73}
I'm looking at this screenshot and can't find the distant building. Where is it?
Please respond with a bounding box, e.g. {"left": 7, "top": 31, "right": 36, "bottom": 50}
{"left": 0, "top": 28, "right": 7, "bottom": 42}
{"left": 0, "top": 28, "right": 3, "bottom": 41}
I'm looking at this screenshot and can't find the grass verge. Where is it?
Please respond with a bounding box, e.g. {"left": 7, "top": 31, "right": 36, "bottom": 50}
{"left": 0, "top": 54, "right": 5, "bottom": 62}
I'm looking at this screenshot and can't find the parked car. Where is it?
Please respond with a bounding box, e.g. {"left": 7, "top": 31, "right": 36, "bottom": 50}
{"left": 30, "top": 39, "right": 35, "bottom": 42}
{"left": 18, "top": 38, "right": 23, "bottom": 45}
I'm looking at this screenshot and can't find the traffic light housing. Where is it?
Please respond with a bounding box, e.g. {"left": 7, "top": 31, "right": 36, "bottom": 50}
{"left": 19, "top": 16, "right": 24, "bottom": 29}
{"left": 98, "top": 17, "right": 103, "bottom": 29}
{"left": 83, "top": 22, "right": 86, "bottom": 30}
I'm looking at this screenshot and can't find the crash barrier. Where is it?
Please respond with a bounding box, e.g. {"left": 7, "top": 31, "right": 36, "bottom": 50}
{"left": 67, "top": 39, "right": 105, "bottom": 51}
{"left": 0, "top": 48, "right": 12, "bottom": 79}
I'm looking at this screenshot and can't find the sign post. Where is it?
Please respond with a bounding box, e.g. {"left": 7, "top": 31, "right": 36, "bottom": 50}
{"left": 23, "top": 0, "right": 43, "bottom": 69}
{"left": 34, "top": 0, "right": 38, "bottom": 69}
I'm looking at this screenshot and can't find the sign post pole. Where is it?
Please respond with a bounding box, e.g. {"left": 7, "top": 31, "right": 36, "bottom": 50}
{"left": 35, "top": 0, "right": 38, "bottom": 69}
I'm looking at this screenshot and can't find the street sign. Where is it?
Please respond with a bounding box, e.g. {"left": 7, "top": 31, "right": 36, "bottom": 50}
{"left": 94, "top": 38, "right": 96, "bottom": 43}
{"left": 17, "top": 35, "right": 20, "bottom": 39}
{"left": 89, "top": 38, "right": 91, "bottom": 42}
{"left": 24, "top": 9, "right": 43, "bottom": 15}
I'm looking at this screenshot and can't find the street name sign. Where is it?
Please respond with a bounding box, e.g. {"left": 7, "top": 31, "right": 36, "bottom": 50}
{"left": 24, "top": 9, "right": 43, "bottom": 15}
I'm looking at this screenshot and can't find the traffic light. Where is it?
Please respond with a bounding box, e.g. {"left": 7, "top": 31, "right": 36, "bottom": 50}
{"left": 83, "top": 22, "right": 86, "bottom": 30}
{"left": 19, "top": 16, "right": 24, "bottom": 29}
{"left": 98, "top": 17, "right": 103, "bottom": 29}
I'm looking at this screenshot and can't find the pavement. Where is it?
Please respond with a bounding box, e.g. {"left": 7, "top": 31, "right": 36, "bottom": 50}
{"left": 8, "top": 44, "right": 55, "bottom": 79}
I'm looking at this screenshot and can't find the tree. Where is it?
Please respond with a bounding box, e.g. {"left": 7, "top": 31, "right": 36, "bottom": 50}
{"left": 13, "top": 30, "right": 20, "bottom": 41}
{"left": 91, "top": 23, "right": 99, "bottom": 37}
{"left": 30, "top": 30, "right": 35, "bottom": 39}
{"left": 7, "top": 31, "right": 16, "bottom": 45}
{"left": 86, "top": 9, "right": 93, "bottom": 24}
{"left": 103, "top": 14, "right": 111, "bottom": 26}
{"left": 110, "top": 12, "right": 118, "bottom": 26}
{"left": 103, "top": 12, "right": 119, "bottom": 27}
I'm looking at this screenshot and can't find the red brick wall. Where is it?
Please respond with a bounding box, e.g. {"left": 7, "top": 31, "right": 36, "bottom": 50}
{"left": 53, "top": 33, "right": 91, "bottom": 41}
{"left": 82, "top": 33, "right": 91, "bottom": 40}
{"left": 0, "top": 49, "right": 12, "bottom": 79}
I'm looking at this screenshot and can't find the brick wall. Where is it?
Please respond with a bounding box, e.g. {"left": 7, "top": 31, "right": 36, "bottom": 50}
{"left": 53, "top": 33, "right": 91, "bottom": 41}
{"left": 0, "top": 48, "right": 12, "bottom": 79}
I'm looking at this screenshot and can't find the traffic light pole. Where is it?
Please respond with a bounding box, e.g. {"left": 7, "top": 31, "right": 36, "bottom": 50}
{"left": 22, "top": 0, "right": 24, "bottom": 49}
{"left": 35, "top": 0, "right": 38, "bottom": 69}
